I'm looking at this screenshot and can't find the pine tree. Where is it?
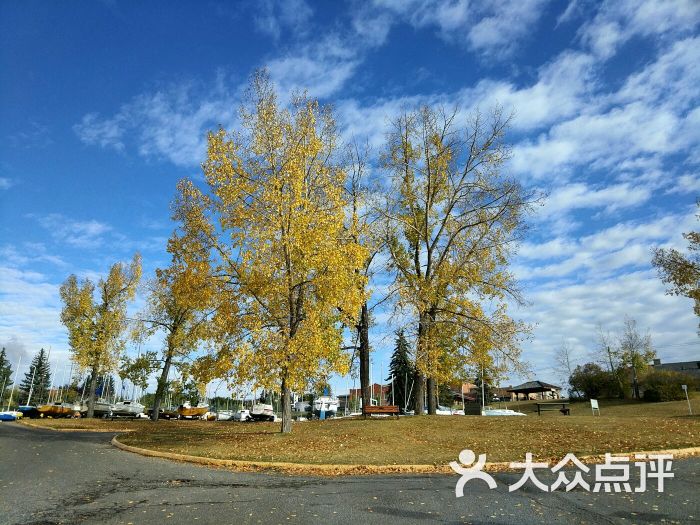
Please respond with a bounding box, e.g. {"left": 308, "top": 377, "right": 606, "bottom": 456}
{"left": 19, "top": 348, "right": 52, "bottom": 405}
{"left": 386, "top": 330, "right": 415, "bottom": 411}
{"left": 0, "top": 347, "right": 13, "bottom": 402}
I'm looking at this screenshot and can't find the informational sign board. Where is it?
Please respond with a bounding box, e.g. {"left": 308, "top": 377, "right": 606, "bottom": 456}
{"left": 682, "top": 384, "right": 687, "bottom": 391}
{"left": 590, "top": 398, "right": 600, "bottom": 415}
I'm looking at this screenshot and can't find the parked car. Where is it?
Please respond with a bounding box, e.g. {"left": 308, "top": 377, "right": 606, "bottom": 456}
{"left": 233, "top": 409, "right": 252, "bottom": 421}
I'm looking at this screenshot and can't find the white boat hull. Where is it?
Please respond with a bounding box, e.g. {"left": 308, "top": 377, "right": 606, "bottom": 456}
{"left": 250, "top": 404, "right": 275, "bottom": 421}
{"left": 112, "top": 401, "right": 145, "bottom": 417}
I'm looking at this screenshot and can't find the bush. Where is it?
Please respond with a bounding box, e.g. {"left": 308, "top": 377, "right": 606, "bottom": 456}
{"left": 641, "top": 370, "right": 698, "bottom": 402}
{"left": 569, "top": 363, "right": 621, "bottom": 399}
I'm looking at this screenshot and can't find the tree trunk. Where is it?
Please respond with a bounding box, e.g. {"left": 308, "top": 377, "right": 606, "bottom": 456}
{"left": 414, "top": 310, "right": 437, "bottom": 415}
{"left": 632, "top": 366, "right": 640, "bottom": 400}
{"left": 151, "top": 348, "right": 173, "bottom": 422}
{"left": 358, "top": 301, "right": 371, "bottom": 411}
{"left": 86, "top": 368, "right": 98, "bottom": 418}
{"left": 413, "top": 369, "right": 425, "bottom": 415}
{"left": 427, "top": 376, "right": 437, "bottom": 415}
{"left": 280, "top": 376, "right": 292, "bottom": 433}
{"left": 606, "top": 346, "right": 626, "bottom": 399}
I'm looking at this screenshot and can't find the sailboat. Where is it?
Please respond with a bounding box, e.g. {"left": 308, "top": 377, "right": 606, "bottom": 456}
{"left": 90, "top": 399, "right": 114, "bottom": 417}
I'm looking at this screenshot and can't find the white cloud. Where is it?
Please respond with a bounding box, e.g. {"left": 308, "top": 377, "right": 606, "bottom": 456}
{"left": 253, "top": 0, "right": 313, "bottom": 40}
{"left": 668, "top": 173, "right": 700, "bottom": 195}
{"left": 74, "top": 77, "right": 239, "bottom": 167}
{"left": 0, "top": 266, "right": 69, "bottom": 374}
{"left": 615, "top": 36, "right": 700, "bottom": 111}
{"left": 511, "top": 102, "right": 683, "bottom": 179}
{"left": 461, "top": 51, "right": 598, "bottom": 132}
{"left": 0, "top": 244, "right": 66, "bottom": 268}
{"left": 539, "top": 181, "right": 652, "bottom": 218}
{"left": 361, "top": 0, "right": 552, "bottom": 58}
{"left": 0, "top": 177, "right": 13, "bottom": 190}
{"left": 74, "top": 113, "right": 126, "bottom": 150}
{"left": 516, "top": 209, "right": 697, "bottom": 280}
{"left": 30, "top": 213, "right": 112, "bottom": 249}
{"left": 579, "top": 0, "right": 700, "bottom": 59}
{"left": 517, "top": 270, "right": 697, "bottom": 380}
{"left": 266, "top": 33, "right": 360, "bottom": 99}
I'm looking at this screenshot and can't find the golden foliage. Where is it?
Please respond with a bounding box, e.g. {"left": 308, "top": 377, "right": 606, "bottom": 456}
{"left": 174, "top": 71, "right": 367, "bottom": 413}
{"left": 383, "top": 107, "right": 532, "bottom": 386}
{"left": 59, "top": 253, "right": 141, "bottom": 375}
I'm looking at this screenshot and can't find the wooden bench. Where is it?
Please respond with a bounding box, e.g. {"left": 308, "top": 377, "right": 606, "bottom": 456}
{"left": 363, "top": 405, "right": 400, "bottom": 418}
{"left": 535, "top": 402, "right": 570, "bottom": 416}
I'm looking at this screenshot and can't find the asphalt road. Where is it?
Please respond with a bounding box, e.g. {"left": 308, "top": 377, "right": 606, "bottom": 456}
{"left": 1, "top": 423, "right": 698, "bottom": 525}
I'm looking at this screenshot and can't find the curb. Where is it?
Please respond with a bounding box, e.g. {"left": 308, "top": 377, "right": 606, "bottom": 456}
{"left": 110, "top": 436, "right": 456, "bottom": 475}
{"left": 17, "top": 420, "right": 136, "bottom": 433}
{"left": 110, "top": 435, "right": 700, "bottom": 476}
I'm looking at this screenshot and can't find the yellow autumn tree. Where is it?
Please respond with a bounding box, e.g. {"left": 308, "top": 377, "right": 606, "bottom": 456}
{"left": 383, "top": 107, "right": 533, "bottom": 415}
{"left": 174, "top": 71, "right": 367, "bottom": 432}
{"left": 59, "top": 254, "right": 141, "bottom": 417}
{"left": 134, "top": 231, "right": 215, "bottom": 421}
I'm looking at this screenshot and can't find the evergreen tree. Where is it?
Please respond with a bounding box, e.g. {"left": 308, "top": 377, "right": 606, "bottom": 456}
{"left": 474, "top": 368, "right": 496, "bottom": 405}
{"left": 437, "top": 383, "right": 454, "bottom": 408}
{"left": 19, "top": 348, "right": 52, "bottom": 405}
{"left": 0, "top": 347, "right": 13, "bottom": 402}
{"left": 386, "top": 330, "right": 415, "bottom": 411}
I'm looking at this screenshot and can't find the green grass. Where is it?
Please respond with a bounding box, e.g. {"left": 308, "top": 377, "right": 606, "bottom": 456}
{"left": 492, "top": 397, "right": 699, "bottom": 418}
{"left": 23, "top": 398, "right": 700, "bottom": 465}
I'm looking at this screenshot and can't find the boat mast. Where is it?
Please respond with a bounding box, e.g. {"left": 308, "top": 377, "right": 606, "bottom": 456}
{"left": 5, "top": 356, "right": 21, "bottom": 411}
{"left": 26, "top": 364, "right": 37, "bottom": 406}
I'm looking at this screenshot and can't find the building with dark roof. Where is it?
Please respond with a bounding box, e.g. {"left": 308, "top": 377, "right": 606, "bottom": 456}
{"left": 651, "top": 358, "right": 700, "bottom": 379}
{"left": 506, "top": 380, "right": 562, "bottom": 401}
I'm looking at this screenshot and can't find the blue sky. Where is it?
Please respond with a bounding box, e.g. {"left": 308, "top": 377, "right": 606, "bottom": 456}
{"left": 1, "top": 0, "right": 699, "bottom": 395}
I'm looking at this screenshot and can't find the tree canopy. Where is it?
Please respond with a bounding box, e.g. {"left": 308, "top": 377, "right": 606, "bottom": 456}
{"left": 652, "top": 207, "right": 700, "bottom": 331}
{"left": 60, "top": 254, "right": 141, "bottom": 417}
{"left": 173, "top": 71, "right": 367, "bottom": 432}
{"left": 383, "top": 106, "right": 533, "bottom": 414}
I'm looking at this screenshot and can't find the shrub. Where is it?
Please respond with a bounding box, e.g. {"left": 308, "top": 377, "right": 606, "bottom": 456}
{"left": 569, "top": 363, "right": 620, "bottom": 399}
{"left": 641, "top": 370, "right": 698, "bottom": 402}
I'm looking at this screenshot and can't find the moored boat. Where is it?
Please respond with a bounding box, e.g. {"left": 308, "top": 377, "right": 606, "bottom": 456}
{"left": 177, "top": 401, "right": 209, "bottom": 419}
{"left": 112, "top": 400, "right": 145, "bottom": 417}
{"left": 250, "top": 403, "right": 275, "bottom": 421}
{"left": 0, "top": 411, "right": 20, "bottom": 421}
{"left": 17, "top": 405, "right": 40, "bottom": 418}
{"left": 313, "top": 396, "right": 338, "bottom": 418}
{"left": 37, "top": 402, "right": 75, "bottom": 418}
{"left": 215, "top": 409, "right": 234, "bottom": 421}
{"left": 481, "top": 406, "right": 526, "bottom": 416}
{"left": 89, "top": 399, "right": 115, "bottom": 417}
{"left": 294, "top": 401, "right": 311, "bottom": 414}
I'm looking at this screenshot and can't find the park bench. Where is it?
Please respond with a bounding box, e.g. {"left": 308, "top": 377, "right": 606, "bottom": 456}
{"left": 535, "top": 402, "right": 570, "bottom": 416}
{"left": 363, "top": 405, "right": 400, "bottom": 418}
